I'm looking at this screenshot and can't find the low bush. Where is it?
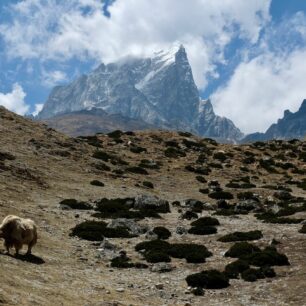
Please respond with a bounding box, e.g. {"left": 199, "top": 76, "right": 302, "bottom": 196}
{"left": 195, "top": 176, "right": 207, "bottom": 183}
{"left": 107, "top": 130, "right": 123, "bottom": 138}
{"left": 213, "top": 152, "right": 227, "bottom": 162}
{"left": 218, "top": 230, "right": 263, "bottom": 242}
{"left": 145, "top": 251, "right": 171, "bottom": 263}
{"left": 224, "top": 259, "right": 249, "bottom": 279}
{"left": 299, "top": 224, "right": 306, "bottom": 233}
{"left": 153, "top": 226, "right": 171, "bottom": 240}
{"left": 164, "top": 147, "right": 186, "bottom": 158}
{"left": 169, "top": 243, "right": 212, "bottom": 263}
{"left": 143, "top": 181, "right": 154, "bottom": 189}
{"left": 188, "top": 226, "right": 217, "bottom": 235}
{"left": 126, "top": 166, "right": 148, "bottom": 175}
{"left": 92, "top": 150, "right": 112, "bottom": 162}
{"left": 199, "top": 188, "right": 209, "bottom": 194}
{"left": 90, "top": 180, "right": 105, "bottom": 187}
{"left": 110, "top": 256, "right": 149, "bottom": 269}
{"left": 60, "top": 199, "right": 93, "bottom": 210}
{"left": 191, "top": 216, "right": 220, "bottom": 227}
{"left": 181, "top": 211, "right": 198, "bottom": 220}
{"left": 130, "top": 146, "right": 147, "bottom": 154}
{"left": 209, "top": 191, "right": 234, "bottom": 200}
{"left": 186, "top": 270, "right": 230, "bottom": 289}
{"left": 225, "top": 242, "right": 261, "bottom": 258}
{"left": 94, "top": 198, "right": 160, "bottom": 219}
{"left": 70, "top": 221, "right": 132, "bottom": 240}
{"left": 245, "top": 246, "right": 290, "bottom": 267}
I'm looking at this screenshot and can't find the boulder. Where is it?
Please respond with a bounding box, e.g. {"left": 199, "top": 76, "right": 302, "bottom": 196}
{"left": 134, "top": 195, "right": 170, "bottom": 213}
{"left": 107, "top": 219, "right": 148, "bottom": 236}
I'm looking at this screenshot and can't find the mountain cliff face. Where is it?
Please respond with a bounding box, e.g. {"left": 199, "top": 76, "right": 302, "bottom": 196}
{"left": 242, "top": 99, "right": 306, "bottom": 142}
{"left": 38, "top": 45, "right": 243, "bottom": 141}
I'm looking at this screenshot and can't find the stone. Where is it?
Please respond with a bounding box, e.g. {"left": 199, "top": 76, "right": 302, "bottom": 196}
{"left": 134, "top": 195, "right": 170, "bottom": 213}
{"left": 151, "top": 263, "right": 174, "bottom": 273}
{"left": 107, "top": 218, "right": 148, "bottom": 236}
{"left": 155, "top": 283, "right": 164, "bottom": 290}
{"left": 176, "top": 226, "right": 188, "bottom": 235}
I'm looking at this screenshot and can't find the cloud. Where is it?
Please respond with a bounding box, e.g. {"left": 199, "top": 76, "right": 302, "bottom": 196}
{"left": 42, "top": 70, "right": 67, "bottom": 87}
{"left": 212, "top": 13, "right": 306, "bottom": 134}
{"left": 0, "top": 84, "right": 29, "bottom": 115}
{"left": 0, "top": 0, "right": 271, "bottom": 88}
{"left": 32, "top": 103, "right": 44, "bottom": 116}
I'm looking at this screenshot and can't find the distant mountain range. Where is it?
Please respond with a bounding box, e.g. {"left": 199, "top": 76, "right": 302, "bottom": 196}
{"left": 242, "top": 100, "right": 306, "bottom": 142}
{"left": 37, "top": 45, "right": 306, "bottom": 143}
{"left": 38, "top": 45, "right": 243, "bottom": 142}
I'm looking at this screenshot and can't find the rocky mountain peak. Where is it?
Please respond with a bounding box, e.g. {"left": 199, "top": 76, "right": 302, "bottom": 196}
{"left": 37, "top": 45, "right": 243, "bottom": 142}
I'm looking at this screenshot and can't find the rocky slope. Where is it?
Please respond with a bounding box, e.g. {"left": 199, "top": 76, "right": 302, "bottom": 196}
{"left": 1, "top": 106, "right": 306, "bottom": 305}
{"left": 243, "top": 99, "right": 306, "bottom": 142}
{"left": 43, "top": 108, "right": 155, "bottom": 137}
{"left": 37, "top": 45, "right": 243, "bottom": 142}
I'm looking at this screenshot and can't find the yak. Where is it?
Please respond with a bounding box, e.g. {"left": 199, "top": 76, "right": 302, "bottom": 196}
{"left": 0, "top": 215, "right": 37, "bottom": 256}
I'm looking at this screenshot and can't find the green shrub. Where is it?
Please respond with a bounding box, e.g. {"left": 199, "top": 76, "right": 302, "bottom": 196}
{"left": 145, "top": 251, "right": 171, "bottom": 263}
{"left": 169, "top": 243, "right": 212, "bottom": 262}
{"left": 135, "top": 240, "right": 171, "bottom": 253}
{"left": 199, "top": 188, "right": 209, "bottom": 194}
{"left": 213, "top": 152, "right": 227, "bottom": 162}
{"left": 195, "top": 176, "right": 207, "bottom": 183}
{"left": 181, "top": 210, "right": 198, "bottom": 220}
{"left": 186, "top": 270, "right": 230, "bottom": 289}
{"left": 90, "top": 180, "right": 105, "bottom": 187}
{"left": 224, "top": 259, "right": 250, "bottom": 279}
{"left": 299, "top": 224, "right": 306, "bottom": 233}
{"left": 188, "top": 226, "right": 217, "bottom": 235}
{"left": 241, "top": 268, "right": 264, "bottom": 282}
{"left": 143, "top": 181, "right": 154, "bottom": 189}
{"left": 209, "top": 191, "right": 234, "bottom": 200}
{"left": 165, "top": 140, "right": 179, "bottom": 147}
{"left": 93, "top": 162, "right": 111, "bottom": 171}
{"left": 164, "top": 147, "right": 186, "bottom": 158}
{"left": 126, "top": 166, "right": 148, "bottom": 175}
{"left": 70, "top": 221, "right": 132, "bottom": 241}
{"left": 185, "top": 165, "right": 210, "bottom": 175}
{"left": 130, "top": 146, "right": 147, "bottom": 154}
{"left": 111, "top": 256, "right": 134, "bottom": 268}
{"left": 107, "top": 130, "right": 123, "bottom": 139}
{"left": 94, "top": 198, "right": 160, "bottom": 219}
{"left": 246, "top": 246, "right": 290, "bottom": 267}
{"left": 218, "top": 230, "right": 263, "bottom": 242}
{"left": 92, "top": 150, "right": 112, "bottom": 162}
{"left": 191, "top": 217, "right": 220, "bottom": 227}
{"left": 225, "top": 242, "right": 261, "bottom": 258}
{"left": 60, "top": 199, "right": 93, "bottom": 210}
{"left": 153, "top": 227, "right": 171, "bottom": 240}
{"left": 237, "top": 192, "right": 254, "bottom": 200}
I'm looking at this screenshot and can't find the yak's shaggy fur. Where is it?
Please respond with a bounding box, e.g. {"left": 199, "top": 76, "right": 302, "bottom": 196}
{"left": 0, "top": 215, "right": 37, "bottom": 256}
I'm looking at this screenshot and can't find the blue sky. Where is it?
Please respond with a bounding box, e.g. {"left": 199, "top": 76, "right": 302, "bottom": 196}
{"left": 0, "top": 0, "right": 306, "bottom": 133}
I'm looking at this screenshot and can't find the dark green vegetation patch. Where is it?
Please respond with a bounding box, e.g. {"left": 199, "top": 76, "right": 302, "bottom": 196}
{"left": 218, "top": 230, "right": 263, "bottom": 242}
{"left": 186, "top": 270, "right": 230, "bottom": 289}
{"left": 70, "top": 221, "right": 133, "bottom": 241}
{"left": 135, "top": 240, "right": 212, "bottom": 264}
{"left": 60, "top": 199, "right": 93, "bottom": 210}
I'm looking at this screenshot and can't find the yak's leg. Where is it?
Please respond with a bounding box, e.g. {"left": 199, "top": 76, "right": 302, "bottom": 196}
{"left": 26, "top": 231, "right": 37, "bottom": 256}
{"left": 4, "top": 240, "right": 10, "bottom": 254}
{"left": 26, "top": 241, "right": 34, "bottom": 255}
{"left": 14, "top": 242, "right": 22, "bottom": 257}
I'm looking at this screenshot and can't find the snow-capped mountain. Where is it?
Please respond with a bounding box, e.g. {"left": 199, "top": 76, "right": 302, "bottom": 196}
{"left": 38, "top": 45, "right": 243, "bottom": 142}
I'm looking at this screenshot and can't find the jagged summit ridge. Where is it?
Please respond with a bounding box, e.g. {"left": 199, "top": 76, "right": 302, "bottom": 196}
{"left": 38, "top": 45, "right": 243, "bottom": 142}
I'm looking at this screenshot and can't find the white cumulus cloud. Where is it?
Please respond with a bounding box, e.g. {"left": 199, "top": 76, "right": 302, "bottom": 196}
{"left": 0, "top": 84, "right": 29, "bottom": 115}
{"left": 0, "top": 0, "right": 271, "bottom": 88}
{"left": 212, "top": 13, "right": 306, "bottom": 134}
